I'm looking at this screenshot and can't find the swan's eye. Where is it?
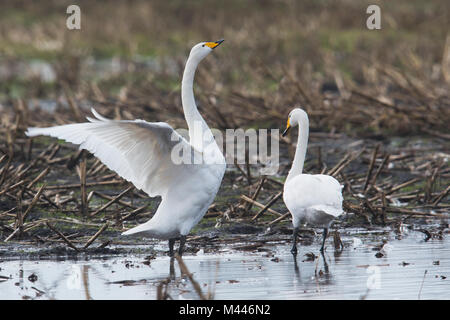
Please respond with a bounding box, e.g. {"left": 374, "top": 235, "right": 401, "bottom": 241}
{"left": 202, "top": 44, "right": 205, "bottom": 47}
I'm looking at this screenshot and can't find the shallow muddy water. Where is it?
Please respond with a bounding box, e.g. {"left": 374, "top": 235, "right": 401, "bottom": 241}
{"left": 0, "top": 229, "right": 448, "bottom": 300}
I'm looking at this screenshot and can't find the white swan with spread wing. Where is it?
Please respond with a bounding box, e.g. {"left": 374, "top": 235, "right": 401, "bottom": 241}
{"left": 26, "top": 40, "right": 226, "bottom": 256}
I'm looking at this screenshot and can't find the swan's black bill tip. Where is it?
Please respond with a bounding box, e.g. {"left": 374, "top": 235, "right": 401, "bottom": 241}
{"left": 212, "top": 39, "right": 224, "bottom": 49}
{"left": 282, "top": 127, "right": 291, "bottom": 137}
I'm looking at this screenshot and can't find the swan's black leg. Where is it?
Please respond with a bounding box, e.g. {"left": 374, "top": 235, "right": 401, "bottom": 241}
{"left": 178, "top": 235, "right": 186, "bottom": 256}
{"left": 169, "top": 257, "right": 175, "bottom": 280}
{"left": 320, "top": 228, "right": 328, "bottom": 252}
{"left": 169, "top": 238, "right": 175, "bottom": 257}
{"left": 320, "top": 251, "right": 329, "bottom": 274}
{"left": 293, "top": 255, "right": 301, "bottom": 278}
{"left": 291, "top": 227, "right": 299, "bottom": 255}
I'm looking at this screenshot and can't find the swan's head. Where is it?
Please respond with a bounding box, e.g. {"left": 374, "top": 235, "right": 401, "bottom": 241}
{"left": 282, "top": 108, "right": 309, "bottom": 137}
{"left": 189, "top": 39, "right": 224, "bottom": 62}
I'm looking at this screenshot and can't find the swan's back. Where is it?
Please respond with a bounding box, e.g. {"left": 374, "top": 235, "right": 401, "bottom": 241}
{"left": 283, "top": 174, "right": 343, "bottom": 227}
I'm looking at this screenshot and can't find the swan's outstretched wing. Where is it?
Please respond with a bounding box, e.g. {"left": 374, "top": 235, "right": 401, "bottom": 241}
{"left": 26, "top": 108, "right": 197, "bottom": 198}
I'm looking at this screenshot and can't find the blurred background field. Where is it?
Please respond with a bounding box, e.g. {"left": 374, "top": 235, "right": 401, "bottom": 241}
{"left": 0, "top": 0, "right": 449, "bottom": 136}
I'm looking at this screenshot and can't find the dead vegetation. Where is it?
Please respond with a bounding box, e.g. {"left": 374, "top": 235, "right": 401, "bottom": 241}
{"left": 0, "top": 0, "right": 449, "bottom": 252}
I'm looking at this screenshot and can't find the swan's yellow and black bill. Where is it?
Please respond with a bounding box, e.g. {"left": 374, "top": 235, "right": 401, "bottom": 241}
{"left": 205, "top": 39, "right": 224, "bottom": 49}
{"left": 282, "top": 118, "right": 291, "bottom": 137}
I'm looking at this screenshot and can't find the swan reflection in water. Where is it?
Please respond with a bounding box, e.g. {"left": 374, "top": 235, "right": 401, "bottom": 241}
{"left": 293, "top": 251, "right": 334, "bottom": 290}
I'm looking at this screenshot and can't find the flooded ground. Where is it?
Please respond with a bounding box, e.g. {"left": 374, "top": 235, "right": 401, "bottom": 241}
{"left": 0, "top": 117, "right": 447, "bottom": 300}
{"left": 1, "top": 229, "right": 448, "bottom": 300}
{"left": 1, "top": 0, "right": 448, "bottom": 304}
{"left": 0, "top": 115, "right": 448, "bottom": 300}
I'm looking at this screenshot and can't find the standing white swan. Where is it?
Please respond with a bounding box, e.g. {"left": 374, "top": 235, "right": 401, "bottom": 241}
{"left": 281, "top": 108, "right": 343, "bottom": 255}
{"left": 26, "top": 40, "right": 226, "bottom": 256}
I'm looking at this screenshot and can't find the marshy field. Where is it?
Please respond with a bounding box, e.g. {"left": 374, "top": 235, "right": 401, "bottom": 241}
{"left": 0, "top": 0, "right": 449, "bottom": 300}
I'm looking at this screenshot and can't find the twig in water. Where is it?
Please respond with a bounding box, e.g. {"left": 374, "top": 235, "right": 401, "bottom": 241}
{"left": 156, "top": 278, "right": 172, "bottom": 300}
{"left": 99, "top": 240, "right": 111, "bottom": 249}
{"left": 175, "top": 254, "right": 207, "bottom": 300}
{"left": 333, "top": 231, "right": 344, "bottom": 251}
{"left": 83, "top": 223, "right": 109, "bottom": 249}
{"left": 45, "top": 222, "right": 80, "bottom": 252}
{"left": 418, "top": 270, "right": 428, "bottom": 299}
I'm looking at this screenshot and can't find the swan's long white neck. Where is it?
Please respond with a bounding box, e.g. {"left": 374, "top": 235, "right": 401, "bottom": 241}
{"left": 181, "top": 54, "right": 215, "bottom": 152}
{"left": 286, "top": 115, "right": 309, "bottom": 182}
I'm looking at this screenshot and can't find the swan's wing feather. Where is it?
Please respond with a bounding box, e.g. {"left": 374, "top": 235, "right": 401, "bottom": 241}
{"left": 26, "top": 109, "right": 197, "bottom": 197}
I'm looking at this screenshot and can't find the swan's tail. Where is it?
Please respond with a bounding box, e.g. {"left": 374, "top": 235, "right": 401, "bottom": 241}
{"left": 310, "top": 205, "right": 343, "bottom": 218}
{"left": 121, "top": 222, "right": 151, "bottom": 236}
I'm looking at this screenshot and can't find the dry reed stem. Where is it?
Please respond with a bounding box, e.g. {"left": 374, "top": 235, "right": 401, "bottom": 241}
{"left": 241, "top": 194, "right": 283, "bottom": 217}
{"left": 83, "top": 223, "right": 109, "bottom": 249}
{"left": 90, "top": 185, "right": 134, "bottom": 217}
{"left": 251, "top": 192, "right": 283, "bottom": 221}
{"left": 45, "top": 222, "right": 80, "bottom": 252}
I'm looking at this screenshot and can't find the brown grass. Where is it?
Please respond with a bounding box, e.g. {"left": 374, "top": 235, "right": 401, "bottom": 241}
{"left": 0, "top": 1, "right": 448, "bottom": 249}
